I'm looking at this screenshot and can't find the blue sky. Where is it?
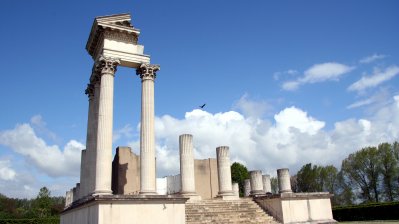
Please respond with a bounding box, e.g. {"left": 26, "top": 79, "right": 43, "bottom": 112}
{"left": 0, "top": 0, "right": 398, "bottom": 198}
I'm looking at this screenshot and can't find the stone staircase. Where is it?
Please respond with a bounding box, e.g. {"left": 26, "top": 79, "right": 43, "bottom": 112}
{"left": 185, "top": 198, "right": 279, "bottom": 224}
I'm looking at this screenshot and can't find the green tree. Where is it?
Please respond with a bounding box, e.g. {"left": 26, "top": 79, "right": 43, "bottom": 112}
{"left": 270, "top": 177, "right": 278, "bottom": 194}
{"left": 231, "top": 162, "right": 249, "bottom": 196}
{"left": 33, "top": 187, "right": 53, "bottom": 218}
{"left": 377, "top": 143, "right": 398, "bottom": 201}
{"left": 341, "top": 146, "right": 381, "bottom": 203}
{"left": 296, "top": 163, "right": 322, "bottom": 192}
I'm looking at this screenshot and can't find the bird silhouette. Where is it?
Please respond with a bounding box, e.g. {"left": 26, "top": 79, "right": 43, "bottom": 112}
{"left": 199, "top": 104, "right": 206, "bottom": 109}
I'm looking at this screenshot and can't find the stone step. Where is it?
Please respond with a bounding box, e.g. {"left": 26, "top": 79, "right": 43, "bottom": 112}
{"left": 185, "top": 198, "right": 280, "bottom": 224}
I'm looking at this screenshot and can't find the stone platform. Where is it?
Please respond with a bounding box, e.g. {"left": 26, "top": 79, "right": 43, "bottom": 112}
{"left": 61, "top": 195, "right": 188, "bottom": 224}
{"left": 254, "top": 192, "right": 337, "bottom": 224}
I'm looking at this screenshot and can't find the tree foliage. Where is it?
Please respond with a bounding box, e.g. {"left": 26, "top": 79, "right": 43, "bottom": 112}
{"left": 0, "top": 187, "right": 65, "bottom": 220}
{"left": 231, "top": 162, "right": 249, "bottom": 196}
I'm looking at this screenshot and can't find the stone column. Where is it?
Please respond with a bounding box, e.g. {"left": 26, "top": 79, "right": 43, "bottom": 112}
{"left": 232, "top": 183, "right": 239, "bottom": 197}
{"left": 88, "top": 74, "right": 101, "bottom": 195}
{"left": 94, "top": 56, "right": 120, "bottom": 195}
{"left": 137, "top": 64, "right": 160, "bottom": 195}
{"left": 250, "top": 170, "right": 264, "bottom": 196}
{"left": 244, "top": 179, "right": 251, "bottom": 197}
{"left": 277, "top": 168, "right": 292, "bottom": 193}
{"left": 79, "top": 149, "right": 87, "bottom": 197}
{"left": 216, "top": 146, "right": 235, "bottom": 199}
{"left": 179, "top": 134, "right": 200, "bottom": 199}
{"left": 262, "top": 174, "right": 272, "bottom": 194}
{"left": 83, "top": 81, "right": 95, "bottom": 197}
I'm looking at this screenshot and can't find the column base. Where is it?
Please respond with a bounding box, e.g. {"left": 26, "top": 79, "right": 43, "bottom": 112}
{"left": 93, "top": 190, "right": 112, "bottom": 196}
{"left": 279, "top": 190, "right": 293, "bottom": 194}
{"left": 250, "top": 190, "right": 265, "bottom": 196}
{"left": 180, "top": 192, "right": 202, "bottom": 201}
{"left": 216, "top": 191, "right": 238, "bottom": 200}
{"left": 139, "top": 191, "right": 158, "bottom": 195}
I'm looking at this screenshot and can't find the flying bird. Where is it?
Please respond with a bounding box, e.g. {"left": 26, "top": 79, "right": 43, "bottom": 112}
{"left": 199, "top": 104, "right": 206, "bottom": 109}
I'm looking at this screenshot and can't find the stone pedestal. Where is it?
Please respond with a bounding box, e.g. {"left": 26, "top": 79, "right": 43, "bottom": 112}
{"left": 277, "top": 168, "right": 292, "bottom": 193}
{"left": 94, "top": 56, "right": 120, "bottom": 195}
{"left": 137, "top": 64, "right": 159, "bottom": 195}
{"left": 250, "top": 170, "right": 264, "bottom": 196}
{"left": 244, "top": 179, "right": 251, "bottom": 197}
{"left": 232, "top": 183, "right": 239, "bottom": 197}
{"left": 179, "top": 134, "right": 201, "bottom": 200}
{"left": 216, "top": 146, "right": 235, "bottom": 199}
{"left": 262, "top": 174, "right": 272, "bottom": 194}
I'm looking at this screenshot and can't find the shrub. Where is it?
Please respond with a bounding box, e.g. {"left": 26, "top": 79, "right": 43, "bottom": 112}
{"left": 333, "top": 202, "right": 399, "bottom": 221}
{"left": 0, "top": 218, "right": 59, "bottom": 224}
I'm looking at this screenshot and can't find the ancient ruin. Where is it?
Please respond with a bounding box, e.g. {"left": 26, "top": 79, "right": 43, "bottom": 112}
{"left": 61, "top": 13, "right": 336, "bottom": 224}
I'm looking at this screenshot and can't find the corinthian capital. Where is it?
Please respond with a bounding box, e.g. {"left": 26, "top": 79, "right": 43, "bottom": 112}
{"left": 136, "top": 64, "right": 160, "bottom": 80}
{"left": 85, "top": 83, "right": 95, "bottom": 99}
{"left": 97, "top": 56, "right": 120, "bottom": 76}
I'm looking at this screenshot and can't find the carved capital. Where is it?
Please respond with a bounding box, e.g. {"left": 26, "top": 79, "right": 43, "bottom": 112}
{"left": 85, "top": 83, "right": 95, "bottom": 99}
{"left": 136, "top": 64, "right": 160, "bottom": 80}
{"left": 97, "top": 56, "right": 120, "bottom": 76}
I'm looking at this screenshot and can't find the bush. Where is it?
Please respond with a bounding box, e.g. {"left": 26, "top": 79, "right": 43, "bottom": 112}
{"left": 0, "top": 218, "right": 59, "bottom": 224}
{"left": 333, "top": 202, "right": 399, "bottom": 221}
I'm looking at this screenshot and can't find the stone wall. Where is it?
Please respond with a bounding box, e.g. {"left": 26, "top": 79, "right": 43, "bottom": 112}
{"left": 111, "top": 147, "right": 140, "bottom": 195}
{"left": 194, "top": 158, "right": 219, "bottom": 199}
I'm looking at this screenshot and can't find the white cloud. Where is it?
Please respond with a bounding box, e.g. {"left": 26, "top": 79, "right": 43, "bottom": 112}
{"left": 347, "top": 88, "right": 391, "bottom": 109}
{"left": 233, "top": 94, "right": 273, "bottom": 118}
{"left": 0, "top": 123, "right": 84, "bottom": 177}
{"left": 273, "top": 69, "right": 298, "bottom": 81}
{"left": 359, "top": 54, "right": 386, "bottom": 64}
{"left": 30, "top": 114, "right": 58, "bottom": 142}
{"left": 348, "top": 65, "right": 399, "bottom": 92}
{"left": 282, "top": 62, "right": 354, "bottom": 91}
{"left": 113, "top": 124, "right": 134, "bottom": 142}
{"left": 140, "top": 95, "right": 399, "bottom": 177}
{"left": 0, "top": 159, "right": 16, "bottom": 181}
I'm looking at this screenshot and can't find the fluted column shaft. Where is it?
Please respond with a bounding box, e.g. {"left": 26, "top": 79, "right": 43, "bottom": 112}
{"left": 216, "top": 146, "right": 234, "bottom": 196}
{"left": 81, "top": 82, "right": 95, "bottom": 197}
{"left": 277, "top": 168, "right": 292, "bottom": 193}
{"left": 89, "top": 77, "right": 100, "bottom": 194}
{"left": 137, "top": 64, "right": 160, "bottom": 195}
{"left": 262, "top": 174, "right": 272, "bottom": 193}
{"left": 179, "top": 134, "right": 196, "bottom": 194}
{"left": 250, "top": 170, "right": 264, "bottom": 195}
{"left": 94, "top": 56, "right": 119, "bottom": 195}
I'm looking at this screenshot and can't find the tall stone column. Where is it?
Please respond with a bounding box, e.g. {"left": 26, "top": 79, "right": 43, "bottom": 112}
{"left": 216, "top": 146, "right": 235, "bottom": 199}
{"left": 179, "top": 134, "right": 200, "bottom": 199}
{"left": 137, "top": 64, "right": 160, "bottom": 195}
{"left": 244, "top": 179, "right": 251, "bottom": 197}
{"left": 250, "top": 170, "right": 264, "bottom": 196}
{"left": 83, "top": 82, "right": 95, "bottom": 197}
{"left": 277, "top": 168, "right": 292, "bottom": 193}
{"left": 94, "top": 56, "right": 120, "bottom": 195}
{"left": 88, "top": 74, "right": 101, "bottom": 195}
{"left": 262, "top": 174, "right": 272, "bottom": 194}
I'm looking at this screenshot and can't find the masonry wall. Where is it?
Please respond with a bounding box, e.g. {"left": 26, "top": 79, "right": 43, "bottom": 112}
{"left": 111, "top": 147, "right": 140, "bottom": 195}
{"left": 194, "top": 158, "right": 219, "bottom": 199}
{"left": 112, "top": 147, "right": 219, "bottom": 199}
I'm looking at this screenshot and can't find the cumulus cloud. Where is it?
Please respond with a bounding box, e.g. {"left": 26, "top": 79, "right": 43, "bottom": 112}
{"left": 233, "top": 94, "right": 273, "bottom": 118}
{"left": 359, "top": 54, "right": 386, "bottom": 64}
{"left": 0, "top": 159, "right": 16, "bottom": 181}
{"left": 0, "top": 123, "right": 84, "bottom": 177}
{"left": 127, "top": 95, "right": 399, "bottom": 177}
{"left": 113, "top": 124, "right": 134, "bottom": 142}
{"left": 348, "top": 66, "right": 399, "bottom": 92}
{"left": 282, "top": 62, "right": 354, "bottom": 91}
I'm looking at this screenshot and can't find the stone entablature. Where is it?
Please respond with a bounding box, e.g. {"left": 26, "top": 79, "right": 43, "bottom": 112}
{"left": 86, "top": 13, "right": 150, "bottom": 68}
